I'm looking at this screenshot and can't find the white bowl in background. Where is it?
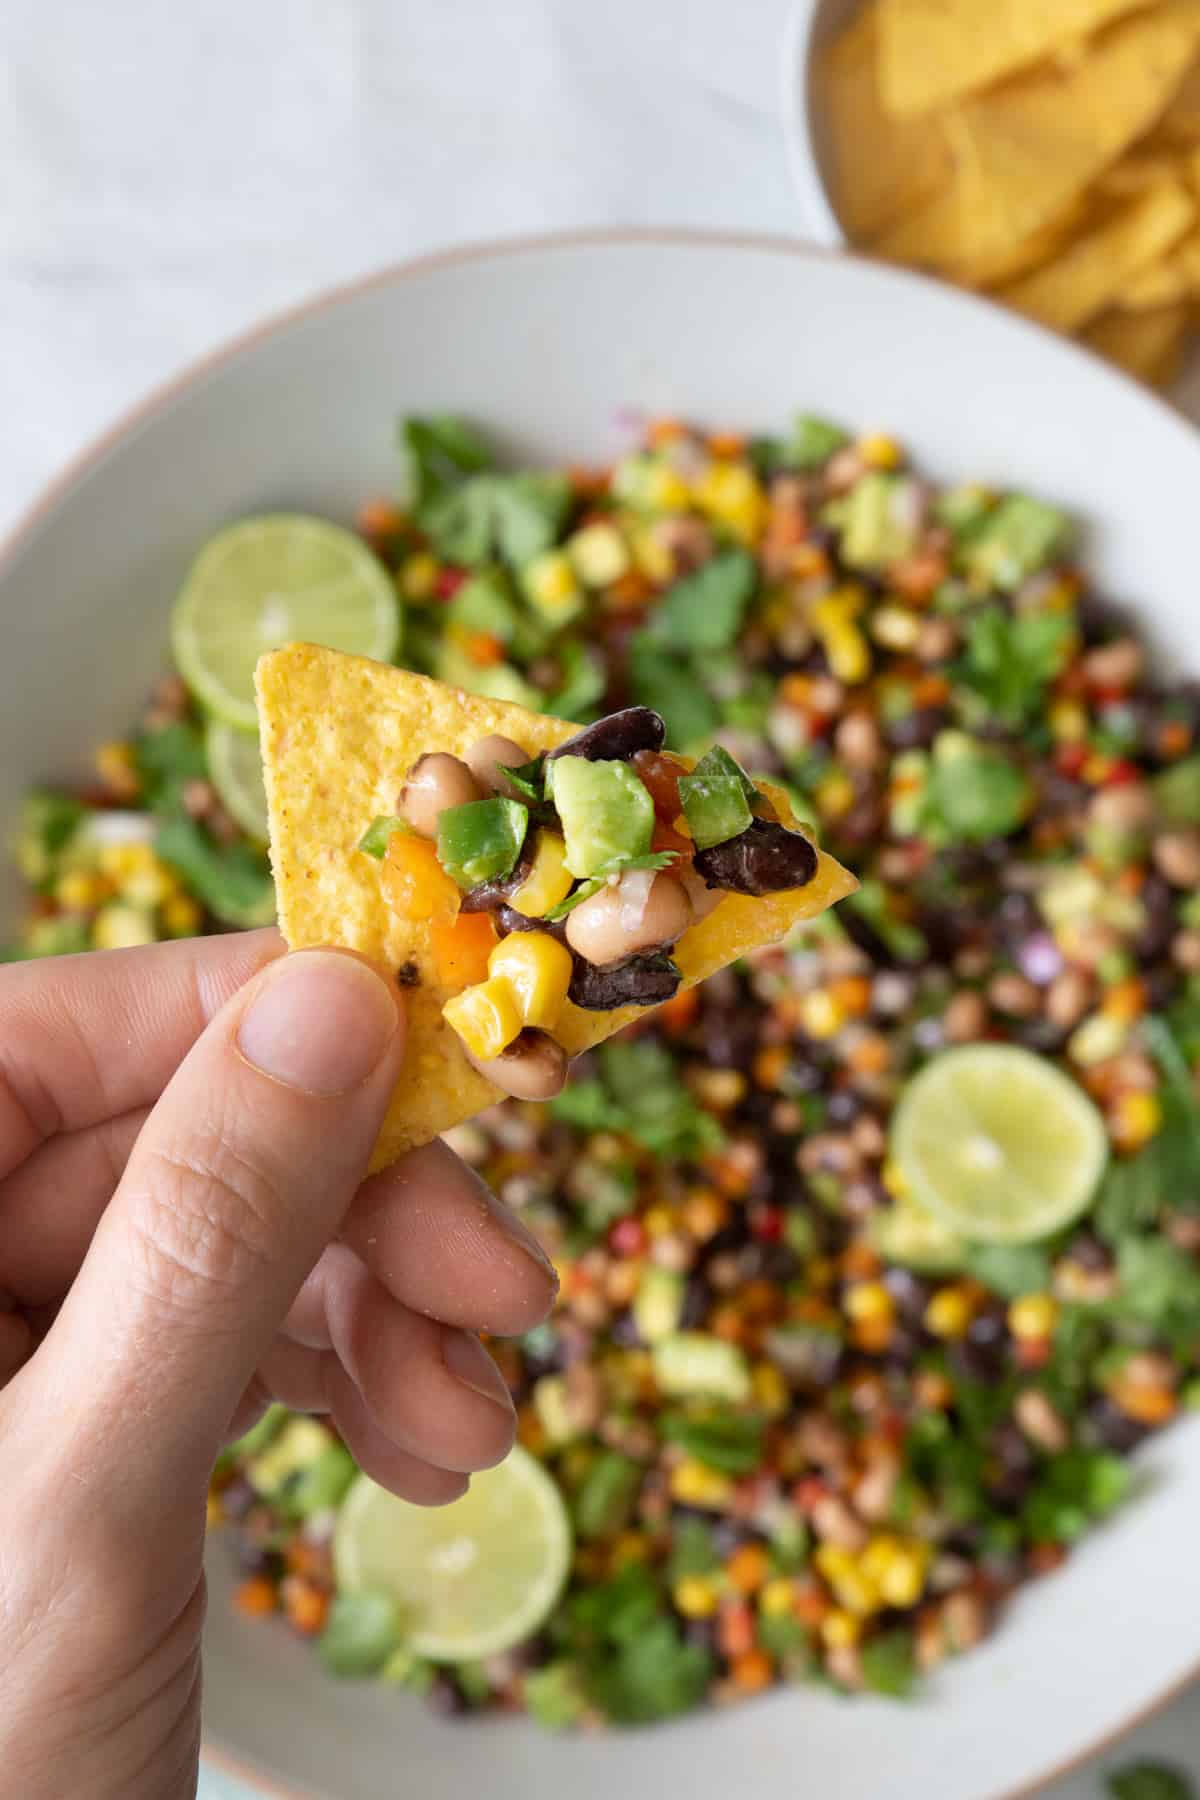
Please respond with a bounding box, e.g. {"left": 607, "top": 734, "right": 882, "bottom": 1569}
{"left": 5, "top": 232, "right": 1200, "bottom": 1799}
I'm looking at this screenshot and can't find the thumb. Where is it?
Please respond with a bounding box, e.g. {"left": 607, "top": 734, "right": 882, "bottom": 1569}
{"left": 38, "top": 948, "right": 404, "bottom": 1506}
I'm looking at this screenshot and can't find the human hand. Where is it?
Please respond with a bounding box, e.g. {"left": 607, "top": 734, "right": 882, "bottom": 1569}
{"left": 0, "top": 932, "right": 557, "bottom": 1799}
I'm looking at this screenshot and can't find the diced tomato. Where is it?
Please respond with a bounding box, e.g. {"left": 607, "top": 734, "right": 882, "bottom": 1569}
{"left": 632, "top": 749, "right": 688, "bottom": 820}
{"left": 435, "top": 566, "right": 467, "bottom": 601}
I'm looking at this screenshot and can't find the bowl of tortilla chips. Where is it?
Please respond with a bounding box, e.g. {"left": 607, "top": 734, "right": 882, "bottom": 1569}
{"left": 784, "top": 0, "right": 1200, "bottom": 392}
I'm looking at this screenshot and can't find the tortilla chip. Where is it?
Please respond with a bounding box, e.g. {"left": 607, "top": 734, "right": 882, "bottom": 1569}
{"left": 1084, "top": 300, "right": 1192, "bottom": 382}
{"left": 257, "top": 645, "right": 856, "bottom": 1171}
{"left": 1095, "top": 149, "right": 1187, "bottom": 195}
{"left": 1154, "top": 50, "right": 1200, "bottom": 138}
{"left": 949, "top": 195, "right": 1092, "bottom": 287}
{"left": 823, "top": 11, "right": 952, "bottom": 239}
{"left": 944, "top": 3, "right": 1200, "bottom": 252}
{"left": 877, "top": 0, "right": 1148, "bottom": 118}
{"left": 996, "top": 176, "right": 1195, "bottom": 329}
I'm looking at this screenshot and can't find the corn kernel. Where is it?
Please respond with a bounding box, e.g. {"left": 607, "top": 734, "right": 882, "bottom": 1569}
{"left": 881, "top": 1157, "right": 911, "bottom": 1201}
{"left": 644, "top": 463, "right": 692, "bottom": 512}
{"left": 488, "top": 931, "right": 573, "bottom": 1031}
{"left": 628, "top": 524, "right": 675, "bottom": 584}
{"left": 1101, "top": 977, "right": 1146, "bottom": 1025}
{"left": 399, "top": 552, "right": 440, "bottom": 600}
{"left": 162, "top": 892, "right": 202, "bottom": 937}
{"left": 681, "top": 1187, "right": 729, "bottom": 1241}
{"left": 643, "top": 1204, "right": 676, "bottom": 1239}
{"left": 670, "top": 1458, "right": 734, "bottom": 1509}
{"left": 857, "top": 434, "right": 902, "bottom": 471}
{"left": 924, "top": 1286, "right": 974, "bottom": 1340}
{"left": 1049, "top": 698, "right": 1088, "bottom": 743}
{"left": 610, "top": 1530, "right": 651, "bottom": 1570}
{"left": 691, "top": 1068, "right": 747, "bottom": 1109}
{"left": 568, "top": 521, "right": 630, "bottom": 587}
{"left": 824, "top": 623, "right": 872, "bottom": 685}
{"left": 673, "top": 1574, "right": 720, "bottom": 1618}
{"left": 814, "top": 1545, "right": 879, "bottom": 1616}
{"left": 1008, "top": 1293, "right": 1060, "bottom": 1342}
{"left": 55, "top": 869, "right": 110, "bottom": 911}
{"left": 95, "top": 740, "right": 139, "bottom": 795}
{"left": 756, "top": 1579, "right": 794, "bottom": 1619}
{"left": 800, "top": 989, "right": 845, "bottom": 1040}
{"left": 93, "top": 903, "right": 158, "bottom": 951}
{"left": 694, "top": 462, "right": 768, "bottom": 544}
{"left": 815, "top": 770, "right": 857, "bottom": 822}
{"left": 442, "top": 976, "right": 523, "bottom": 1061}
{"left": 524, "top": 549, "right": 583, "bottom": 621}
{"left": 844, "top": 1281, "right": 895, "bottom": 1327}
{"left": 1110, "top": 1089, "right": 1161, "bottom": 1152}
{"left": 121, "top": 854, "right": 175, "bottom": 908}
{"left": 507, "top": 830, "right": 572, "bottom": 919}
{"left": 820, "top": 1608, "right": 863, "bottom": 1649}
{"left": 860, "top": 1534, "right": 931, "bottom": 1609}
{"left": 751, "top": 1361, "right": 790, "bottom": 1416}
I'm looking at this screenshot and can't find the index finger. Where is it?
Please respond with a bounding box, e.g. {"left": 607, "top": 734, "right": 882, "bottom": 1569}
{"left": 0, "top": 929, "right": 282, "bottom": 1180}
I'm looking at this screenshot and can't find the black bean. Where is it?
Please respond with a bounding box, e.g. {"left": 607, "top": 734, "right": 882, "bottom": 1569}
{"left": 1144, "top": 965, "right": 1182, "bottom": 1011}
{"left": 883, "top": 1267, "right": 933, "bottom": 1325}
{"left": 236, "top": 1542, "right": 284, "bottom": 1580}
{"left": 426, "top": 1673, "right": 470, "bottom": 1717}
{"left": 1135, "top": 874, "right": 1176, "bottom": 961}
{"left": 567, "top": 950, "right": 681, "bottom": 1011}
{"left": 682, "top": 1618, "right": 718, "bottom": 1656}
{"left": 220, "top": 1476, "right": 258, "bottom": 1522}
{"left": 1067, "top": 1231, "right": 1113, "bottom": 1272}
{"left": 494, "top": 903, "right": 569, "bottom": 944}
{"left": 679, "top": 1274, "right": 712, "bottom": 1329}
{"left": 546, "top": 706, "right": 665, "bottom": 763}
{"left": 826, "top": 1089, "right": 863, "bottom": 1126}
{"left": 1085, "top": 1396, "right": 1148, "bottom": 1454}
{"left": 693, "top": 818, "right": 818, "bottom": 896}
{"left": 1014, "top": 1017, "right": 1068, "bottom": 1056}
{"left": 953, "top": 1305, "right": 1010, "bottom": 1382}
{"left": 608, "top": 1309, "right": 643, "bottom": 1348}
{"left": 460, "top": 855, "right": 533, "bottom": 914}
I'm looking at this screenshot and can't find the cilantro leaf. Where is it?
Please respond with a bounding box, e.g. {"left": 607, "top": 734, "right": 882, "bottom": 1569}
{"left": 1107, "top": 1762, "right": 1196, "bottom": 1800}
{"left": 963, "top": 1242, "right": 1053, "bottom": 1300}
{"left": 573, "top": 1452, "right": 643, "bottom": 1541}
{"left": 549, "top": 1039, "right": 724, "bottom": 1162}
{"left": 490, "top": 472, "right": 572, "bottom": 566}
{"left": 639, "top": 549, "right": 757, "bottom": 654}
{"left": 587, "top": 1616, "right": 713, "bottom": 1724}
{"left": 547, "top": 642, "right": 607, "bottom": 722}
{"left": 542, "top": 850, "right": 678, "bottom": 922}
{"left": 627, "top": 643, "right": 719, "bottom": 750}
{"left": 400, "top": 414, "right": 492, "bottom": 510}
{"left": 955, "top": 605, "right": 1073, "bottom": 727}
{"left": 402, "top": 414, "right": 571, "bottom": 570}
{"left": 154, "top": 816, "right": 275, "bottom": 927}
{"left": 1113, "top": 1237, "right": 1200, "bottom": 1334}
{"left": 860, "top": 1629, "right": 918, "bottom": 1699}
{"left": 133, "top": 722, "right": 208, "bottom": 814}
{"left": 498, "top": 757, "right": 546, "bottom": 805}
{"left": 660, "top": 1408, "right": 765, "bottom": 1474}
{"left": 922, "top": 739, "right": 1029, "bottom": 842}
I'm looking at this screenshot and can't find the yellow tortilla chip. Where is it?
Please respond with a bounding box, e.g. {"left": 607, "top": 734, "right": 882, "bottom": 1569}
{"left": 945, "top": 3, "right": 1200, "bottom": 252}
{"left": 997, "top": 176, "right": 1195, "bottom": 329}
{"left": 877, "top": 0, "right": 1149, "bottom": 119}
{"left": 257, "top": 645, "right": 856, "bottom": 1171}
{"left": 1095, "top": 149, "right": 1187, "bottom": 195}
{"left": 1084, "top": 300, "right": 1192, "bottom": 383}
{"left": 823, "top": 11, "right": 951, "bottom": 239}
{"left": 1154, "top": 51, "right": 1200, "bottom": 138}
{"left": 949, "top": 195, "right": 1092, "bottom": 287}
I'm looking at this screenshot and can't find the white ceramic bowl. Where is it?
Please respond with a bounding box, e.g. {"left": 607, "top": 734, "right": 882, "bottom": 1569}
{"left": 5, "top": 233, "right": 1200, "bottom": 1800}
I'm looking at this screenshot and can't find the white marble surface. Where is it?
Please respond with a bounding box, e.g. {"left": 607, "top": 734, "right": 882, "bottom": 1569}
{"left": 3, "top": 1, "right": 1198, "bottom": 1792}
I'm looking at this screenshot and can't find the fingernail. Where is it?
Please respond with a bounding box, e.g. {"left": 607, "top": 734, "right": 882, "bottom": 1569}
{"left": 442, "top": 1330, "right": 515, "bottom": 1411}
{"left": 237, "top": 952, "right": 399, "bottom": 1095}
{"left": 485, "top": 1190, "right": 560, "bottom": 1291}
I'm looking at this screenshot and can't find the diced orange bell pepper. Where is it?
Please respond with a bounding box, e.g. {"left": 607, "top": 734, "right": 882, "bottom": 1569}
{"left": 381, "top": 834, "right": 460, "bottom": 922}
{"left": 431, "top": 910, "right": 498, "bottom": 989}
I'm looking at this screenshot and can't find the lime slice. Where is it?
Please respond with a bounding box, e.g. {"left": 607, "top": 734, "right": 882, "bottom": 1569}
{"left": 333, "top": 1446, "right": 571, "bottom": 1662}
{"left": 173, "top": 515, "right": 400, "bottom": 730}
{"left": 206, "top": 719, "right": 269, "bottom": 842}
{"left": 869, "top": 1192, "right": 967, "bottom": 1273}
{"left": 889, "top": 1044, "right": 1108, "bottom": 1246}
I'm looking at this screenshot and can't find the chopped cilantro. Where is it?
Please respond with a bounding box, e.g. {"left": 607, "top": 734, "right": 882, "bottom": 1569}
{"left": 133, "top": 721, "right": 208, "bottom": 813}
{"left": 628, "top": 643, "right": 719, "bottom": 750}
{"left": 1106, "top": 1764, "right": 1195, "bottom": 1800}
{"left": 660, "top": 1408, "right": 766, "bottom": 1474}
{"left": 550, "top": 1040, "right": 724, "bottom": 1161}
{"left": 955, "top": 605, "right": 1073, "bottom": 727}
{"left": 963, "top": 1243, "right": 1053, "bottom": 1300}
{"left": 637, "top": 549, "right": 757, "bottom": 655}
{"left": 922, "top": 736, "right": 1029, "bottom": 843}
{"left": 573, "top": 1451, "right": 643, "bottom": 1541}
{"left": 860, "top": 1629, "right": 918, "bottom": 1699}
{"left": 547, "top": 642, "right": 606, "bottom": 722}
{"left": 154, "top": 816, "right": 274, "bottom": 927}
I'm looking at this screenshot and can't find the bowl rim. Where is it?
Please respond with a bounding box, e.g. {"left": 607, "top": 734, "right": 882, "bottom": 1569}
{"left": 3, "top": 224, "right": 1198, "bottom": 1798}
{"left": 778, "top": 0, "right": 846, "bottom": 247}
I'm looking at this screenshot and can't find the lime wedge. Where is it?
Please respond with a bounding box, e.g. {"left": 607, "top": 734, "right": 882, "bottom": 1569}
{"left": 172, "top": 515, "right": 399, "bottom": 730}
{"left": 333, "top": 1446, "right": 570, "bottom": 1662}
{"left": 869, "top": 1191, "right": 967, "bottom": 1272}
{"left": 889, "top": 1044, "right": 1108, "bottom": 1246}
{"left": 206, "top": 719, "right": 269, "bottom": 842}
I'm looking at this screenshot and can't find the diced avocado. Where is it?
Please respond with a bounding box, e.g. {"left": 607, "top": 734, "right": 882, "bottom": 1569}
{"left": 23, "top": 915, "right": 92, "bottom": 958}
{"left": 523, "top": 549, "right": 585, "bottom": 627}
{"left": 960, "top": 494, "right": 1073, "bottom": 592}
{"left": 839, "top": 474, "right": 921, "bottom": 571}
{"left": 551, "top": 755, "right": 655, "bottom": 878}
{"left": 229, "top": 1401, "right": 288, "bottom": 1460}
{"left": 15, "top": 789, "right": 85, "bottom": 885}
{"left": 923, "top": 731, "right": 1029, "bottom": 843}
{"left": 632, "top": 1266, "right": 686, "bottom": 1344}
{"left": 317, "top": 1591, "right": 402, "bottom": 1679}
{"left": 868, "top": 1194, "right": 967, "bottom": 1274}
{"left": 786, "top": 413, "right": 850, "bottom": 471}
{"left": 283, "top": 1442, "right": 358, "bottom": 1519}
{"left": 435, "top": 640, "right": 544, "bottom": 711}
{"left": 1154, "top": 755, "right": 1200, "bottom": 825}
{"left": 247, "top": 1416, "right": 336, "bottom": 1498}
{"left": 436, "top": 797, "right": 529, "bottom": 889}
{"left": 652, "top": 1332, "right": 751, "bottom": 1402}
{"left": 567, "top": 521, "right": 630, "bottom": 588}
{"left": 933, "top": 482, "right": 995, "bottom": 539}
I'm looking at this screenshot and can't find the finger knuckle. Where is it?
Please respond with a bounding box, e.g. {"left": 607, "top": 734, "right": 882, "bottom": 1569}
{"left": 125, "top": 1140, "right": 280, "bottom": 1319}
